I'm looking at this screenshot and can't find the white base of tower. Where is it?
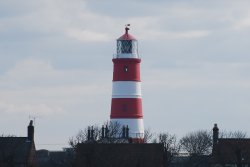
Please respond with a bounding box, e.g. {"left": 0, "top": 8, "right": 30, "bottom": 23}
{"left": 111, "top": 118, "right": 144, "bottom": 138}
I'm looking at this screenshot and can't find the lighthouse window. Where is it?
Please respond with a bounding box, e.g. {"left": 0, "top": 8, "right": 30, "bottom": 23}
{"left": 118, "top": 40, "right": 132, "bottom": 53}
{"left": 124, "top": 66, "right": 128, "bottom": 72}
{"left": 122, "top": 40, "right": 132, "bottom": 53}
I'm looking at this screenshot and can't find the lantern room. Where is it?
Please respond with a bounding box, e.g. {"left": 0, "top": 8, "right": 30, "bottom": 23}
{"left": 115, "top": 26, "right": 139, "bottom": 59}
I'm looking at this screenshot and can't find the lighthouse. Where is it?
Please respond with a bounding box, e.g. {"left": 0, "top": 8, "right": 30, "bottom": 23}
{"left": 110, "top": 25, "right": 144, "bottom": 140}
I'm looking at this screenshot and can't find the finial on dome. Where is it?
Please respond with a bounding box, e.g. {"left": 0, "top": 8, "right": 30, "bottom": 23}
{"left": 125, "top": 24, "right": 130, "bottom": 34}
{"left": 118, "top": 24, "right": 136, "bottom": 40}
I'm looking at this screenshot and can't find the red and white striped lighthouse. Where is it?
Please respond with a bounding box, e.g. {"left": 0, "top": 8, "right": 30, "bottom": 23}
{"left": 110, "top": 25, "right": 144, "bottom": 140}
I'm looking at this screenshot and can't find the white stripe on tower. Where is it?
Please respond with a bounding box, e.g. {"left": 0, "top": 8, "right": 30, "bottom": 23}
{"left": 112, "top": 81, "right": 141, "bottom": 98}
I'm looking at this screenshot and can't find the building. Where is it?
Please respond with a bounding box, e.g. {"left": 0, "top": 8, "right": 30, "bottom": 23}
{"left": 170, "top": 155, "right": 210, "bottom": 167}
{"left": 0, "top": 121, "right": 36, "bottom": 167}
{"left": 211, "top": 124, "right": 250, "bottom": 167}
{"left": 110, "top": 25, "right": 144, "bottom": 141}
{"left": 36, "top": 148, "right": 74, "bottom": 167}
{"left": 75, "top": 143, "right": 165, "bottom": 167}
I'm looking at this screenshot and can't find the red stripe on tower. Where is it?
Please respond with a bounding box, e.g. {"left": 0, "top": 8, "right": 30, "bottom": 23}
{"left": 110, "top": 25, "right": 144, "bottom": 141}
{"left": 111, "top": 98, "right": 143, "bottom": 118}
{"left": 112, "top": 59, "right": 141, "bottom": 81}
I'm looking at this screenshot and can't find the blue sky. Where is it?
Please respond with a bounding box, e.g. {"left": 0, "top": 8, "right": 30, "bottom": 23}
{"left": 0, "top": 0, "right": 250, "bottom": 150}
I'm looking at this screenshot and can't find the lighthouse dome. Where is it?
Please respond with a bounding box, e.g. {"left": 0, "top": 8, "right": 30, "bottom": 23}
{"left": 118, "top": 27, "right": 137, "bottom": 41}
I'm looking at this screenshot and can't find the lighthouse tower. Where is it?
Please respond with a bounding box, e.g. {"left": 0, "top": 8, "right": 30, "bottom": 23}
{"left": 110, "top": 26, "right": 144, "bottom": 140}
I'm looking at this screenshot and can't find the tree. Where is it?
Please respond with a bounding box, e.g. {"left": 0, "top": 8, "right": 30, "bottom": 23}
{"left": 219, "top": 130, "right": 247, "bottom": 139}
{"left": 180, "top": 130, "right": 212, "bottom": 155}
{"left": 69, "top": 127, "right": 92, "bottom": 149}
{"left": 143, "top": 128, "right": 154, "bottom": 143}
{"left": 103, "top": 121, "right": 123, "bottom": 143}
{"left": 154, "top": 132, "right": 180, "bottom": 167}
{"left": 69, "top": 121, "right": 128, "bottom": 148}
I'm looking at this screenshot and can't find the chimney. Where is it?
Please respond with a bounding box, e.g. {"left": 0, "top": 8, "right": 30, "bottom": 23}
{"left": 122, "top": 126, "right": 126, "bottom": 138}
{"left": 213, "top": 123, "right": 219, "bottom": 146}
{"left": 91, "top": 126, "right": 94, "bottom": 140}
{"left": 27, "top": 120, "right": 34, "bottom": 141}
{"left": 87, "top": 127, "right": 91, "bottom": 141}
{"left": 125, "top": 125, "right": 129, "bottom": 138}
{"left": 105, "top": 125, "right": 109, "bottom": 138}
{"left": 101, "top": 125, "right": 105, "bottom": 139}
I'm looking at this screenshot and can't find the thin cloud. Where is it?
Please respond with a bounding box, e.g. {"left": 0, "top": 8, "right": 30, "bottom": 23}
{"left": 0, "top": 59, "right": 111, "bottom": 116}
{"left": 0, "top": 101, "right": 64, "bottom": 116}
{"left": 143, "top": 62, "right": 250, "bottom": 89}
{"left": 137, "top": 29, "right": 210, "bottom": 40}
{"left": 66, "top": 28, "right": 111, "bottom": 42}
{"left": 232, "top": 15, "right": 250, "bottom": 30}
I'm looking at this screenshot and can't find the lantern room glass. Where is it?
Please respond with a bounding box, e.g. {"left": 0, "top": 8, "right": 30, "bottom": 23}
{"left": 117, "top": 40, "right": 138, "bottom": 56}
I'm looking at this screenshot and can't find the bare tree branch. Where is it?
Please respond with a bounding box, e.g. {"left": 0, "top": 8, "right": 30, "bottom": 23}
{"left": 68, "top": 121, "right": 128, "bottom": 148}
{"left": 143, "top": 128, "right": 154, "bottom": 143}
{"left": 154, "top": 132, "right": 180, "bottom": 167}
{"left": 69, "top": 128, "right": 89, "bottom": 149}
{"left": 219, "top": 130, "right": 247, "bottom": 139}
{"left": 180, "top": 130, "right": 212, "bottom": 155}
